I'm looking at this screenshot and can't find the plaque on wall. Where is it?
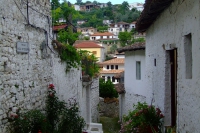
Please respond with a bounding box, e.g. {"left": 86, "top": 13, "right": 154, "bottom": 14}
{"left": 16, "top": 42, "right": 29, "bottom": 53}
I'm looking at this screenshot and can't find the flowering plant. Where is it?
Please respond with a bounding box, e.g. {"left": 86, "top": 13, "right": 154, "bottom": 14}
{"left": 120, "top": 102, "right": 164, "bottom": 133}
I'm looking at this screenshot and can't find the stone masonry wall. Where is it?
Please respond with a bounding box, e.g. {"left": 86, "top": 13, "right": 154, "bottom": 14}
{"left": 0, "top": 0, "right": 52, "bottom": 132}
{"left": 99, "top": 97, "right": 119, "bottom": 118}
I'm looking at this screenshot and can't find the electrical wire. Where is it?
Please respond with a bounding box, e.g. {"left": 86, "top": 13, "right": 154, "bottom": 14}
{"left": 12, "top": 0, "right": 27, "bottom": 21}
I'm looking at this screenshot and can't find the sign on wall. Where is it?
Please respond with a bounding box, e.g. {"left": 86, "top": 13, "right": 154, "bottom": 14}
{"left": 16, "top": 42, "right": 29, "bottom": 53}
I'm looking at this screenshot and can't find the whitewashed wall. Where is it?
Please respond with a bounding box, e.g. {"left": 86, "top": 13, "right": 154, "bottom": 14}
{"left": 145, "top": 0, "right": 200, "bottom": 132}
{"left": 120, "top": 50, "right": 148, "bottom": 118}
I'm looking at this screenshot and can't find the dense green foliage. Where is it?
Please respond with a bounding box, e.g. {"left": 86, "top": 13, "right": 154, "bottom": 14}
{"left": 51, "top": 0, "right": 141, "bottom": 28}
{"left": 120, "top": 102, "right": 164, "bottom": 133}
{"left": 99, "top": 78, "right": 118, "bottom": 98}
{"left": 7, "top": 84, "right": 85, "bottom": 133}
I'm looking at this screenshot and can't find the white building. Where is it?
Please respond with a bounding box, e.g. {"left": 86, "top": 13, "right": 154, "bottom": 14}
{"left": 90, "top": 32, "right": 115, "bottom": 40}
{"left": 100, "top": 58, "right": 124, "bottom": 84}
{"left": 108, "top": 22, "right": 132, "bottom": 37}
{"left": 117, "top": 42, "right": 146, "bottom": 119}
{"left": 129, "top": 2, "right": 144, "bottom": 11}
{"left": 136, "top": 0, "right": 200, "bottom": 132}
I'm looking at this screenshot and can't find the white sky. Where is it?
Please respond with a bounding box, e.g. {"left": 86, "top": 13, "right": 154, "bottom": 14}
{"left": 61, "top": 0, "right": 145, "bottom": 5}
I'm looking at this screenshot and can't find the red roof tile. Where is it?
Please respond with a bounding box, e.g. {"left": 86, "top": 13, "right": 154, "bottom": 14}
{"left": 74, "top": 41, "right": 103, "bottom": 48}
{"left": 100, "top": 58, "right": 124, "bottom": 65}
{"left": 91, "top": 32, "right": 114, "bottom": 36}
{"left": 53, "top": 24, "right": 67, "bottom": 31}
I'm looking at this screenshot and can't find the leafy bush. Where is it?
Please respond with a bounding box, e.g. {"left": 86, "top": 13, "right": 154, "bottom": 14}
{"left": 99, "top": 78, "right": 118, "bottom": 98}
{"left": 8, "top": 84, "right": 85, "bottom": 133}
{"left": 120, "top": 102, "right": 164, "bottom": 133}
{"left": 8, "top": 110, "right": 51, "bottom": 133}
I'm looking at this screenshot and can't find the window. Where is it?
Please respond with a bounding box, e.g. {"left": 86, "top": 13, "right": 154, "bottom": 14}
{"left": 101, "top": 36, "right": 103, "bottom": 39}
{"left": 112, "top": 76, "right": 115, "bottom": 82}
{"left": 107, "top": 65, "right": 109, "bottom": 69}
{"left": 136, "top": 61, "right": 141, "bottom": 80}
{"left": 115, "top": 65, "right": 118, "bottom": 70}
{"left": 107, "top": 36, "right": 109, "bottom": 38}
{"left": 92, "top": 37, "right": 96, "bottom": 40}
{"left": 107, "top": 76, "right": 110, "bottom": 81}
{"left": 111, "top": 65, "right": 114, "bottom": 69}
{"left": 92, "top": 51, "right": 97, "bottom": 55}
{"left": 184, "top": 33, "right": 192, "bottom": 79}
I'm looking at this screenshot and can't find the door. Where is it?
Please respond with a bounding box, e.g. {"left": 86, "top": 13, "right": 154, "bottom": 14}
{"left": 170, "top": 49, "right": 177, "bottom": 127}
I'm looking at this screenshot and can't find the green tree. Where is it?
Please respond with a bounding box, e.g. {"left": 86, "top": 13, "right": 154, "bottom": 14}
{"left": 118, "top": 31, "right": 132, "bottom": 47}
{"left": 99, "top": 78, "right": 118, "bottom": 98}
{"left": 57, "top": 29, "right": 80, "bottom": 45}
{"left": 51, "top": 0, "right": 60, "bottom": 10}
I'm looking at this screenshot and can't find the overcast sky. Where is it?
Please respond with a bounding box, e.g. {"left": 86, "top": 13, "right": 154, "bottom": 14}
{"left": 63, "top": 0, "right": 145, "bottom": 5}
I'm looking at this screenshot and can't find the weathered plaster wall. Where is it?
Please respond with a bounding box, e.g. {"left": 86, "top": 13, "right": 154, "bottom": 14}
{"left": 119, "top": 50, "right": 148, "bottom": 119}
{"left": 0, "top": 0, "right": 100, "bottom": 132}
{"left": 146, "top": 0, "right": 200, "bottom": 132}
{"left": 81, "top": 78, "right": 100, "bottom": 124}
{"left": 0, "top": 0, "right": 52, "bottom": 132}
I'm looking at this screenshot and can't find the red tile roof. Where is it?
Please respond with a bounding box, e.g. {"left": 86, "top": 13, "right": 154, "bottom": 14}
{"left": 53, "top": 24, "right": 67, "bottom": 31}
{"left": 100, "top": 58, "right": 124, "bottom": 65}
{"left": 91, "top": 32, "right": 114, "bottom": 36}
{"left": 100, "top": 69, "right": 124, "bottom": 74}
{"left": 74, "top": 41, "right": 103, "bottom": 48}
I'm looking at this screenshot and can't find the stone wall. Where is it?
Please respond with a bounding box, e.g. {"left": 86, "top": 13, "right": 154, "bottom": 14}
{"left": 145, "top": 0, "right": 200, "bottom": 132}
{"left": 0, "top": 0, "right": 100, "bottom": 132}
{"left": 0, "top": 0, "right": 52, "bottom": 132}
{"left": 99, "top": 97, "right": 119, "bottom": 118}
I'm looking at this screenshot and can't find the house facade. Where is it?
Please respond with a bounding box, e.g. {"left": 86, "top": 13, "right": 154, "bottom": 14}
{"left": 99, "top": 58, "right": 124, "bottom": 84}
{"left": 136, "top": 0, "right": 200, "bottom": 132}
{"left": 74, "top": 41, "right": 105, "bottom": 62}
{"left": 108, "top": 22, "right": 133, "bottom": 36}
{"left": 117, "top": 43, "right": 146, "bottom": 119}
{"left": 80, "top": 4, "right": 100, "bottom": 11}
{"left": 90, "top": 32, "right": 115, "bottom": 40}
{"left": 77, "top": 27, "right": 97, "bottom": 36}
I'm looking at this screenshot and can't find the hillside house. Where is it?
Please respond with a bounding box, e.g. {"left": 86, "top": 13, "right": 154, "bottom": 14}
{"left": 129, "top": 2, "right": 144, "bottom": 11}
{"left": 97, "top": 38, "right": 119, "bottom": 54}
{"left": 90, "top": 32, "right": 115, "bottom": 40}
{"left": 136, "top": 0, "right": 200, "bottom": 132}
{"left": 80, "top": 4, "right": 100, "bottom": 11}
{"left": 74, "top": 41, "right": 105, "bottom": 62}
{"left": 99, "top": 58, "right": 124, "bottom": 84}
{"left": 77, "top": 20, "right": 86, "bottom": 25}
{"left": 77, "top": 27, "right": 97, "bottom": 36}
{"left": 117, "top": 42, "right": 146, "bottom": 119}
{"left": 108, "top": 22, "right": 132, "bottom": 36}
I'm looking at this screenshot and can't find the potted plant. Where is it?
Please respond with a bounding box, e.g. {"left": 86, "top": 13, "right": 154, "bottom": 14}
{"left": 120, "top": 102, "right": 164, "bottom": 133}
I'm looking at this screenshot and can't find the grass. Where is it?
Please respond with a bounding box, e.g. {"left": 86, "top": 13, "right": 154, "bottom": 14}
{"left": 99, "top": 117, "right": 121, "bottom": 133}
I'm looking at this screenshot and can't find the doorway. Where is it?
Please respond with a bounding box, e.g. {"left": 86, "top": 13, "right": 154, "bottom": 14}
{"left": 169, "top": 49, "right": 177, "bottom": 127}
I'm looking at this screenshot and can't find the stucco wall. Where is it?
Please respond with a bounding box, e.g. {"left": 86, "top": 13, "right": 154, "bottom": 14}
{"left": 145, "top": 0, "right": 200, "bottom": 132}
{"left": 120, "top": 50, "right": 148, "bottom": 118}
